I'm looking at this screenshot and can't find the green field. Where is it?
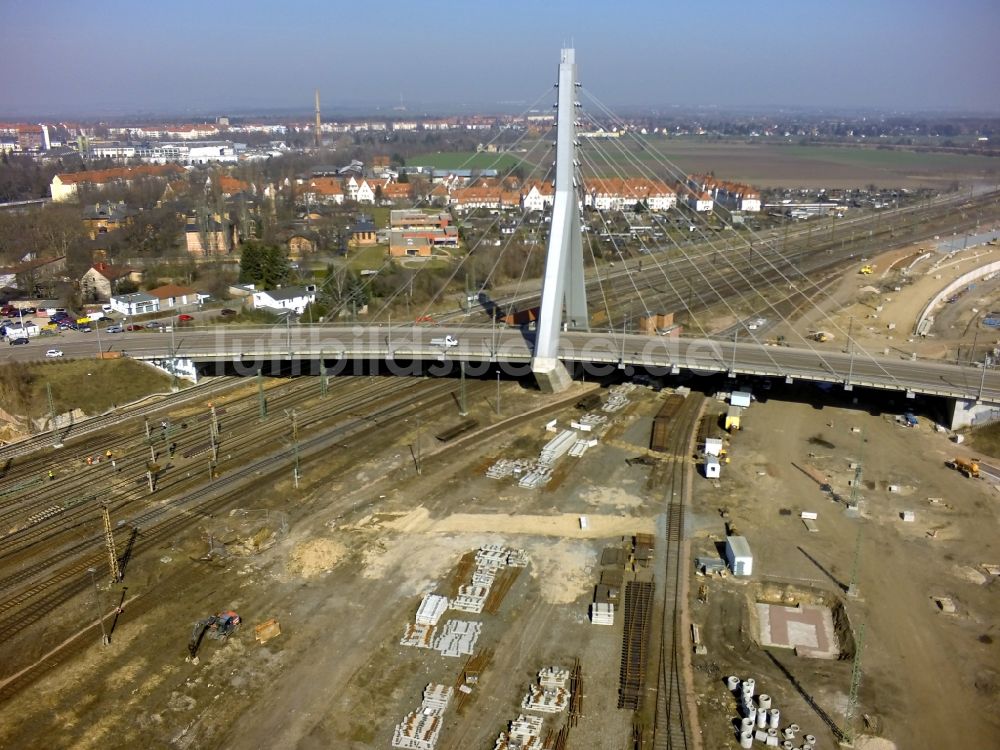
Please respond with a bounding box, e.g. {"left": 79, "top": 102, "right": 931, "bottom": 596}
{"left": 407, "top": 151, "right": 523, "bottom": 171}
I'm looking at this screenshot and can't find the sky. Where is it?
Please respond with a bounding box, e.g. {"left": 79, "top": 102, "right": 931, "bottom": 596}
{"left": 2, "top": 0, "right": 999, "bottom": 117}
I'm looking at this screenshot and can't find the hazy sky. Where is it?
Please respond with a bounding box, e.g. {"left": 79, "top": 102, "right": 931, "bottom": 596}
{"left": 2, "top": 0, "right": 999, "bottom": 117}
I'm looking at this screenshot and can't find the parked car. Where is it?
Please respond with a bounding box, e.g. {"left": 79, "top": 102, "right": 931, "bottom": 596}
{"left": 219, "top": 308, "right": 237, "bottom": 317}
{"left": 8, "top": 337, "right": 28, "bottom": 345}
{"left": 125, "top": 324, "right": 143, "bottom": 331}
{"left": 106, "top": 325, "right": 123, "bottom": 334}
{"left": 177, "top": 314, "right": 194, "bottom": 322}
{"left": 45, "top": 349, "right": 63, "bottom": 358}
{"left": 146, "top": 320, "right": 164, "bottom": 329}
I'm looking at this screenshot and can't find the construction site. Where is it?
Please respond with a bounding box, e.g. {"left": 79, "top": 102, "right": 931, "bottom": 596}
{"left": 0, "top": 351, "right": 995, "bottom": 750}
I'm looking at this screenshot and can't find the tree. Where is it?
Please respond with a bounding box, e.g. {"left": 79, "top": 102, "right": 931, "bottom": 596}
{"left": 238, "top": 241, "right": 290, "bottom": 289}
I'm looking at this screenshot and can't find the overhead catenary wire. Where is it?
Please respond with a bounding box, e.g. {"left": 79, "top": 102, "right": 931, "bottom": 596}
{"left": 582, "top": 88, "right": 905, "bottom": 388}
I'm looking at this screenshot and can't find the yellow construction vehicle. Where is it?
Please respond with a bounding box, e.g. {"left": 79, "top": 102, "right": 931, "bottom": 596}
{"left": 948, "top": 457, "right": 980, "bottom": 478}
{"left": 859, "top": 265, "right": 874, "bottom": 275}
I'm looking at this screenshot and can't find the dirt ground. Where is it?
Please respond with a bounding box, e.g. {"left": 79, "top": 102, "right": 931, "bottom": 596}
{"left": 0, "top": 380, "right": 682, "bottom": 749}
{"left": 774, "top": 231, "right": 1000, "bottom": 365}
{"left": 687, "top": 387, "right": 1000, "bottom": 748}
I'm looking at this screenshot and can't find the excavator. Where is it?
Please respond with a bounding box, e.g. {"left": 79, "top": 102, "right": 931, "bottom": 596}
{"left": 188, "top": 610, "right": 241, "bottom": 658}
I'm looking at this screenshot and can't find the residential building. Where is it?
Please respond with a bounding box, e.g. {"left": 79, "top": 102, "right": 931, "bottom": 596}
{"left": 185, "top": 215, "right": 238, "bottom": 256}
{"left": 287, "top": 230, "right": 320, "bottom": 259}
{"left": 80, "top": 262, "right": 140, "bottom": 301}
{"left": 521, "top": 182, "right": 554, "bottom": 212}
{"left": 50, "top": 165, "right": 184, "bottom": 202}
{"left": 355, "top": 178, "right": 381, "bottom": 204}
{"left": 301, "top": 177, "right": 344, "bottom": 205}
{"left": 251, "top": 285, "right": 317, "bottom": 315}
{"left": 81, "top": 202, "right": 133, "bottom": 239}
{"left": 449, "top": 186, "right": 521, "bottom": 212}
{"left": 686, "top": 174, "right": 761, "bottom": 213}
{"left": 148, "top": 284, "right": 206, "bottom": 310}
{"left": 584, "top": 178, "right": 676, "bottom": 211}
{"left": 110, "top": 291, "right": 159, "bottom": 316}
{"left": 380, "top": 182, "right": 412, "bottom": 204}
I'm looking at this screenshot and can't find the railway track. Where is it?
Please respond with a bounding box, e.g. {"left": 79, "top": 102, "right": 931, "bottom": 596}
{"left": 0, "top": 378, "right": 435, "bottom": 599}
{"left": 0, "top": 376, "right": 244, "bottom": 463}
{"left": 650, "top": 393, "right": 704, "bottom": 750}
{"left": 0, "top": 377, "right": 470, "bottom": 666}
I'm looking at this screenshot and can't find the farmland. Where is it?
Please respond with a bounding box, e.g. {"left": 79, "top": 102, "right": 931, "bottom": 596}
{"left": 576, "top": 138, "right": 1000, "bottom": 188}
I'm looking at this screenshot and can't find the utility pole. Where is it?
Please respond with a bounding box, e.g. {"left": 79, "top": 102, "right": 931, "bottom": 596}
{"left": 320, "top": 352, "right": 329, "bottom": 397}
{"left": 145, "top": 418, "right": 155, "bottom": 461}
{"left": 847, "top": 431, "right": 865, "bottom": 598}
{"left": 101, "top": 504, "right": 121, "bottom": 583}
{"left": 496, "top": 371, "right": 501, "bottom": 417}
{"left": 843, "top": 622, "right": 867, "bottom": 745}
{"left": 730, "top": 327, "right": 738, "bottom": 377}
{"left": 46, "top": 382, "right": 57, "bottom": 434}
{"left": 458, "top": 361, "right": 467, "bottom": 416}
{"left": 88, "top": 567, "right": 110, "bottom": 646}
{"left": 414, "top": 417, "right": 422, "bottom": 476}
{"left": 209, "top": 403, "right": 219, "bottom": 462}
{"left": 257, "top": 371, "right": 267, "bottom": 420}
{"left": 289, "top": 409, "right": 300, "bottom": 489}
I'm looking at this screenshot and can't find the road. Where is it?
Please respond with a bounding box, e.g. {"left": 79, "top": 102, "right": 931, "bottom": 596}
{"left": 7, "top": 324, "right": 998, "bottom": 403}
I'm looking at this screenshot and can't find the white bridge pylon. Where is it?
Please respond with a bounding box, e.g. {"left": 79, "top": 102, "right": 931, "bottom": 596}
{"left": 531, "top": 48, "right": 589, "bottom": 393}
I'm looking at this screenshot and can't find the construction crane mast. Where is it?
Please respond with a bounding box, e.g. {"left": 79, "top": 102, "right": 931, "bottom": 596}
{"left": 314, "top": 89, "right": 321, "bottom": 149}
{"left": 102, "top": 504, "right": 121, "bottom": 582}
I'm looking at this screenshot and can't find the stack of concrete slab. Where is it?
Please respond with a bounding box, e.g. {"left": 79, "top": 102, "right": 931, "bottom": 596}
{"left": 494, "top": 714, "right": 544, "bottom": 750}
{"left": 476, "top": 544, "right": 509, "bottom": 568}
{"left": 451, "top": 584, "right": 489, "bottom": 613}
{"left": 522, "top": 684, "right": 570, "bottom": 713}
{"left": 472, "top": 567, "right": 496, "bottom": 586}
{"left": 518, "top": 466, "right": 552, "bottom": 488}
{"left": 602, "top": 383, "right": 637, "bottom": 413}
{"left": 400, "top": 622, "right": 436, "bottom": 648}
{"left": 571, "top": 413, "right": 608, "bottom": 431}
{"left": 590, "top": 602, "right": 615, "bottom": 625}
{"left": 539, "top": 429, "right": 578, "bottom": 466}
{"left": 433, "top": 620, "right": 482, "bottom": 658}
{"left": 415, "top": 594, "right": 449, "bottom": 626}
{"left": 392, "top": 683, "right": 453, "bottom": 750}
{"left": 506, "top": 548, "right": 529, "bottom": 567}
{"left": 537, "top": 666, "right": 570, "bottom": 689}
{"left": 485, "top": 457, "right": 535, "bottom": 479}
{"left": 569, "top": 437, "right": 598, "bottom": 457}
{"left": 521, "top": 665, "right": 571, "bottom": 714}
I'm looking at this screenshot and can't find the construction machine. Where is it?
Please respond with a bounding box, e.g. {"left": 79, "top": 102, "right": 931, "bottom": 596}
{"left": 859, "top": 265, "right": 874, "bottom": 275}
{"left": 947, "top": 457, "right": 980, "bottom": 478}
{"left": 188, "top": 610, "right": 241, "bottom": 658}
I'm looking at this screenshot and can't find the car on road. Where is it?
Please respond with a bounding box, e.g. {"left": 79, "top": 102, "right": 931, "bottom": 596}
{"left": 219, "top": 308, "right": 237, "bottom": 317}
{"left": 146, "top": 321, "right": 164, "bottom": 329}
{"left": 45, "top": 349, "right": 63, "bottom": 358}
{"left": 8, "top": 337, "right": 28, "bottom": 345}
{"left": 106, "top": 325, "right": 123, "bottom": 333}
{"left": 125, "top": 324, "right": 144, "bottom": 331}
{"left": 177, "top": 314, "right": 194, "bottom": 322}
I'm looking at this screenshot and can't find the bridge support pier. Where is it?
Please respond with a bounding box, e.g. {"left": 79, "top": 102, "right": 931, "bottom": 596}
{"left": 530, "top": 47, "right": 588, "bottom": 394}
{"left": 950, "top": 397, "right": 1000, "bottom": 430}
